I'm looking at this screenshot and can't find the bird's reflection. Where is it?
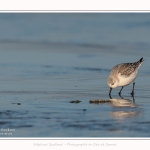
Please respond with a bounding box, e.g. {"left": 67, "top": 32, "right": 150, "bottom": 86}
{"left": 109, "top": 95, "right": 140, "bottom": 119}
{"left": 109, "top": 97, "right": 136, "bottom": 108}
{"left": 110, "top": 111, "right": 139, "bottom": 119}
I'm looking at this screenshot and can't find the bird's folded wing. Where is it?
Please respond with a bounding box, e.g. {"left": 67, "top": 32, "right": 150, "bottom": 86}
{"left": 118, "top": 63, "right": 136, "bottom": 77}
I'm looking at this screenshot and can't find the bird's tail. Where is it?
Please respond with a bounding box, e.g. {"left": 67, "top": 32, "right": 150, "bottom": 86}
{"left": 136, "top": 57, "right": 144, "bottom": 65}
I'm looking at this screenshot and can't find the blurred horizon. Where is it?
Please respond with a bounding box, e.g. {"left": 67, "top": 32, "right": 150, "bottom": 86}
{"left": 0, "top": 13, "right": 150, "bottom": 47}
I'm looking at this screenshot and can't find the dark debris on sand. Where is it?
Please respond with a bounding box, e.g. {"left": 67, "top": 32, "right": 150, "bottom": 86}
{"left": 70, "top": 100, "right": 81, "bottom": 103}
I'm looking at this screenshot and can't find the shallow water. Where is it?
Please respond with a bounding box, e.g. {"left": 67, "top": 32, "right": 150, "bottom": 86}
{"left": 0, "top": 42, "right": 149, "bottom": 137}
{"left": 0, "top": 13, "right": 150, "bottom": 137}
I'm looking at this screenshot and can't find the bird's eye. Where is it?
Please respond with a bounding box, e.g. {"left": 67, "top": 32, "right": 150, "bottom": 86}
{"left": 112, "top": 83, "right": 114, "bottom": 85}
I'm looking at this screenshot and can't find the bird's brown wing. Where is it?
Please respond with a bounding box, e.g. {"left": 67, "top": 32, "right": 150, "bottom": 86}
{"left": 118, "top": 63, "right": 136, "bottom": 77}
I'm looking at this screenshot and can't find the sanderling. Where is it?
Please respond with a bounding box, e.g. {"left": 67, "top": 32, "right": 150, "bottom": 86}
{"left": 107, "top": 57, "right": 144, "bottom": 96}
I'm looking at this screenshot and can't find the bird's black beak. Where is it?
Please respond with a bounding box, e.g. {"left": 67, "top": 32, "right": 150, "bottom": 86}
{"left": 109, "top": 87, "right": 112, "bottom": 95}
{"left": 109, "top": 87, "right": 112, "bottom": 99}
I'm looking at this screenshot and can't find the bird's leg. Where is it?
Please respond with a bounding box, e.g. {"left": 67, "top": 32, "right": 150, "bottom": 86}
{"left": 119, "top": 94, "right": 124, "bottom": 99}
{"left": 132, "top": 95, "right": 135, "bottom": 104}
{"left": 118, "top": 86, "right": 124, "bottom": 96}
{"left": 109, "top": 93, "right": 112, "bottom": 99}
{"left": 109, "top": 87, "right": 112, "bottom": 97}
{"left": 131, "top": 82, "right": 135, "bottom": 96}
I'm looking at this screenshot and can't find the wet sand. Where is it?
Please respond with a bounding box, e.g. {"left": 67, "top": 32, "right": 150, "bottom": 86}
{"left": 0, "top": 41, "right": 150, "bottom": 137}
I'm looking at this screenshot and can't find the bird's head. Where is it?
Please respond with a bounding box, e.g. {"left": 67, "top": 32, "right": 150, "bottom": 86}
{"left": 107, "top": 77, "right": 118, "bottom": 88}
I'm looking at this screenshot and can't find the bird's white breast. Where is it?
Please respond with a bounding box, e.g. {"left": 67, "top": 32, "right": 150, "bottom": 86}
{"left": 117, "top": 70, "right": 138, "bottom": 87}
